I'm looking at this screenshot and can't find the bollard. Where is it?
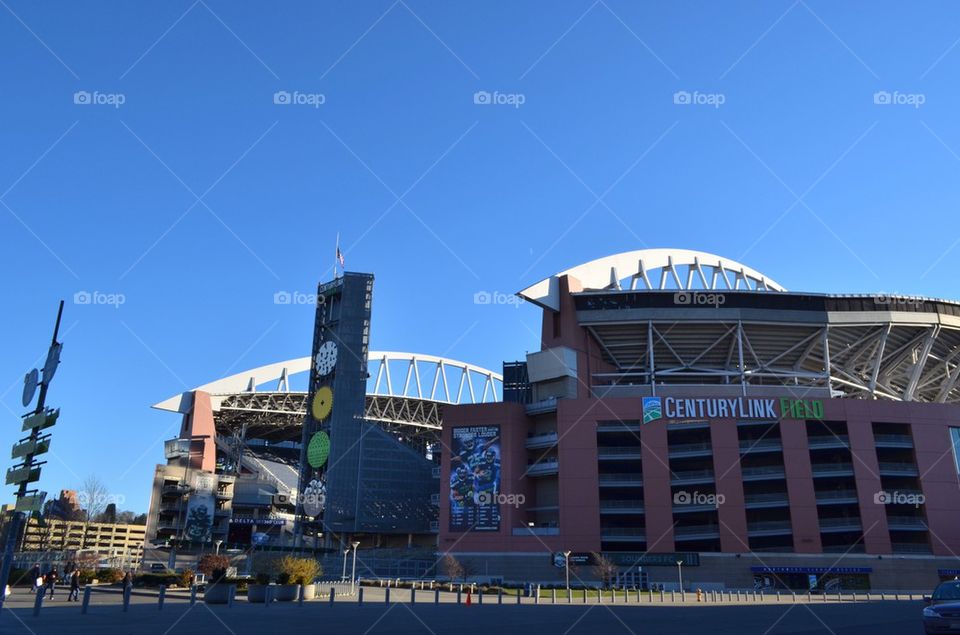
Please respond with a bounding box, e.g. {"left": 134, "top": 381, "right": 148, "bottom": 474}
{"left": 499, "top": 588, "right": 503, "bottom": 605}
{"left": 535, "top": 585, "right": 540, "bottom": 605}
{"left": 33, "top": 587, "right": 44, "bottom": 617}
{"left": 568, "top": 588, "right": 572, "bottom": 604}
{"left": 552, "top": 588, "right": 556, "bottom": 604}
{"left": 159, "top": 585, "right": 166, "bottom": 610}
{"left": 265, "top": 585, "right": 271, "bottom": 609}
{"left": 894, "top": 591, "right": 899, "bottom": 601}
{"left": 660, "top": 589, "right": 664, "bottom": 603}
{"left": 671, "top": 590, "right": 675, "bottom": 603}
{"left": 411, "top": 588, "right": 416, "bottom": 604}
{"left": 649, "top": 589, "right": 653, "bottom": 603}
{"left": 123, "top": 586, "right": 131, "bottom": 612}
{"left": 598, "top": 589, "right": 603, "bottom": 603}
{"left": 435, "top": 588, "right": 440, "bottom": 604}
{"left": 228, "top": 585, "right": 235, "bottom": 608}
{"left": 776, "top": 591, "right": 780, "bottom": 602}
{"left": 385, "top": 587, "right": 391, "bottom": 605}
{"left": 478, "top": 590, "right": 482, "bottom": 605}
{"left": 681, "top": 590, "right": 685, "bottom": 603}
{"left": 81, "top": 586, "right": 91, "bottom": 614}
{"left": 191, "top": 584, "right": 197, "bottom": 606}
{"left": 516, "top": 589, "right": 521, "bottom": 605}
{"left": 836, "top": 590, "right": 841, "bottom": 603}
{"left": 457, "top": 589, "right": 462, "bottom": 604}
{"left": 298, "top": 584, "right": 304, "bottom": 607}
{"left": 359, "top": 587, "right": 364, "bottom": 606}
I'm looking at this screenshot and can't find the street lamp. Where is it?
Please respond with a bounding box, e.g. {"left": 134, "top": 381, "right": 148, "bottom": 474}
{"left": 215, "top": 539, "right": 223, "bottom": 555}
{"left": 341, "top": 547, "right": 350, "bottom": 582}
{"left": 676, "top": 560, "right": 683, "bottom": 592}
{"left": 563, "top": 551, "right": 572, "bottom": 591}
{"left": 350, "top": 541, "right": 360, "bottom": 594}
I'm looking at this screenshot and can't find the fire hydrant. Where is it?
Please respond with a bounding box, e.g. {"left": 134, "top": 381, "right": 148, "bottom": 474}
{"left": 696, "top": 588, "right": 703, "bottom": 602}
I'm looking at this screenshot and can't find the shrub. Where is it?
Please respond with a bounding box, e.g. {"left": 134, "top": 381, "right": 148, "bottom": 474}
{"left": 135, "top": 573, "right": 179, "bottom": 587}
{"left": 277, "top": 556, "right": 321, "bottom": 585}
{"left": 178, "top": 569, "right": 194, "bottom": 588}
{"left": 97, "top": 568, "right": 124, "bottom": 584}
{"left": 197, "top": 554, "right": 230, "bottom": 582}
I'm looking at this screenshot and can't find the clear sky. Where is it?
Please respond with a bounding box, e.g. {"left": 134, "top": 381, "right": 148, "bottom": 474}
{"left": 2, "top": 1, "right": 960, "bottom": 513}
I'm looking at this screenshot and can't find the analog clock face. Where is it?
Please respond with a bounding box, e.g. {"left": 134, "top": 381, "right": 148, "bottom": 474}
{"left": 315, "top": 341, "right": 338, "bottom": 376}
{"left": 311, "top": 386, "right": 333, "bottom": 421}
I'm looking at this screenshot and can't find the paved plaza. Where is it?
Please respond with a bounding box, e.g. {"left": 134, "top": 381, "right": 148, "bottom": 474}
{"left": 0, "top": 586, "right": 925, "bottom": 635}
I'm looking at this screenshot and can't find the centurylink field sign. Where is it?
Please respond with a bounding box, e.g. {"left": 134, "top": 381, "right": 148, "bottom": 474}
{"left": 641, "top": 396, "right": 823, "bottom": 424}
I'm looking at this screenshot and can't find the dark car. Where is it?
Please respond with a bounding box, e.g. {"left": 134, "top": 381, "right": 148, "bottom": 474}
{"left": 923, "top": 580, "right": 960, "bottom": 633}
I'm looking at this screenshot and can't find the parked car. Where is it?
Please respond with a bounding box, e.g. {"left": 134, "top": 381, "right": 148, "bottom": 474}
{"left": 923, "top": 580, "right": 960, "bottom": 633}
{"left": 149, "top": 563, "right": 167, "bottom": 572}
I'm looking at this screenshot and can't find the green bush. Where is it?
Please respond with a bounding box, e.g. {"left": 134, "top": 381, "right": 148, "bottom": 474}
{"left": 179, "top": 569, "right": 194, "bottom": 588}
{"left": 134, "top": 573, "right": 180, "bottom": 587}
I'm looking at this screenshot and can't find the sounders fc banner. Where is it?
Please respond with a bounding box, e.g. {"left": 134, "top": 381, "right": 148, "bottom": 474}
{"left": 449, "top": 426, "right": 501, "bottom": 532}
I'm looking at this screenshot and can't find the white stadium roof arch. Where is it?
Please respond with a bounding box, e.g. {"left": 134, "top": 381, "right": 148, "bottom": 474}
{"left": 152, "top": 351, "right": 502, "bottom": 432}
{"left": 518, "top": 248, "right": 786, "bottom": 311}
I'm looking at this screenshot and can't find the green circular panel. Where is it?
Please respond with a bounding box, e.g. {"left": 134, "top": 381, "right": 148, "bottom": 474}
{"left": 307, "top": 431, "right": 331, "bottom": 468}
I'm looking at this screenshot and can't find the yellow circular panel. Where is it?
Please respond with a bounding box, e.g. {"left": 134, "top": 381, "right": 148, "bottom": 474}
{"left": 311, "top": 386, "right": 333, "bottom": 421}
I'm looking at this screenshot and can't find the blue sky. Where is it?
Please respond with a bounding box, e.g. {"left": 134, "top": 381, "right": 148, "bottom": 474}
{"left": 2, "top": 1, "right": 960, "bottom": 513}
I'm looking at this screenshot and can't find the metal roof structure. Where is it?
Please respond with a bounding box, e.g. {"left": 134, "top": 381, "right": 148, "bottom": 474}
{"left": 153, "top": 351, "right": 503, "bottom": 442}
{"left": 518, "top": 249, "right": 960, "bottom": 404}
{"left": 519, "top": 248, "right": 786, "bottom": 311}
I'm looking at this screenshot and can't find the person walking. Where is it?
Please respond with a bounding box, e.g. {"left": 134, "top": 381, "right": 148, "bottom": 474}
{"left": 67, "top": 570, "right": 80, "bottom": 602}
{"left": 29, "top": 564, "right": 41, "bottom": 594}
{"left": 44, "top": 567, "right": 58, "bottom": 599}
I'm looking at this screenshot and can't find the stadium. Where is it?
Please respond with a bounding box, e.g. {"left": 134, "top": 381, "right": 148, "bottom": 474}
{"left": 144, "top": 273, "right": 502, "bottom": 577}
{"left": 440, "top": 249, "right": 960, "bottom": 591}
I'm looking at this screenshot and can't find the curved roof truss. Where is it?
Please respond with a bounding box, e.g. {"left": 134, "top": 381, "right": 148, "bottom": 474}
{"left": 519, "top": 248, "right": 786, "bottom": 311}
{"left": 153, "top": 351, "right": 502, "bottom": 414}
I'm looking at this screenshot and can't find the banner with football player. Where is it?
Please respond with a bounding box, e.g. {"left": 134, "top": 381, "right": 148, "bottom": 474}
{"left": 449, "top": 425, "right": 501, "bottom": 532}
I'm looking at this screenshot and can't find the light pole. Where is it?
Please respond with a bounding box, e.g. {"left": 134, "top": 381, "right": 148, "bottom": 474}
{"left": 215, "top": 539, "right": 223, "bottom": 555}
{"left": 350, "top": 541, "right": 360, "bottom": 594}
{"left": 563, "top": 551, "right": 571, "bottom": 591}
{"left": 676, "top": 560, "right": 683, "bottom": 592}
{"left": 342, "top": 547, "right": 350, "bottom": 582}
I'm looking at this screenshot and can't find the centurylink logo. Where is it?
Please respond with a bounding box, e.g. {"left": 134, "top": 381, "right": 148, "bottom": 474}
{"left": 639, "top": 396, "right": 824, "bottom": 423}
{"left": 642, "top": 397, "right": 662, "bottom": 424}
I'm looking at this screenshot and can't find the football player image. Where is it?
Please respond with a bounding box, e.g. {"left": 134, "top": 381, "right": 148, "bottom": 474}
{"left": 449, "top": 466, "right": 475, "bottom": 508}
{"left": 473, "top": 448, "right": 500, "bottom": 505}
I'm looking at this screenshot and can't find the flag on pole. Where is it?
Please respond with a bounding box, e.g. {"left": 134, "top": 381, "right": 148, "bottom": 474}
{"left": 336, "top": 246, "right": 345, "bottom": 268}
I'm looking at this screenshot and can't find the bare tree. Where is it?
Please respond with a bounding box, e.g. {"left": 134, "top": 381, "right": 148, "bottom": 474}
{"left": 591, "top": 552, "right": 618, "bottom": 589}
{"left": 77, "top": 475, "right": 109, "bottom": 548}
{"left": 439, "top": 554, "right": 464, "bottom": 581}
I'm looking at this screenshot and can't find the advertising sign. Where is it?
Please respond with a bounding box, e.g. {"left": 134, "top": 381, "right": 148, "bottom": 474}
{"left": 641, "top": 396, "right": 823, "bottom": 424}
{"left": 183, "top": 472, "right": 215, "bottom": 543}
{"left": 449, "top": 426, "right": 501, "bottom": 532}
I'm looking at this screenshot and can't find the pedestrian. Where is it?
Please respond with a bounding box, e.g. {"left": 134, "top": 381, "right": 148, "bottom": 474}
{"left": 44, "top": 567, "right": 58, "bottom": 599}
{"left": 122, "top": 571, "right": 132, "bottom": 589}
{"left": 67, "top": 570, "right": 80, "bottom": 602}
{"left": 29, "top": 564, "right": 41, "bottom": 593}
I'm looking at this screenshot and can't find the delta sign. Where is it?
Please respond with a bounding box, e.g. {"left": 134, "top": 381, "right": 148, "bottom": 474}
{"left": 641, "top": 396, "right": 823, "bottom": 424}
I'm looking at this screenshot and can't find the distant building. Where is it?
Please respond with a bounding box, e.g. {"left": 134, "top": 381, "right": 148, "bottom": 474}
{"left": 3, "top": 505, "right": 146, "bottom": 569}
